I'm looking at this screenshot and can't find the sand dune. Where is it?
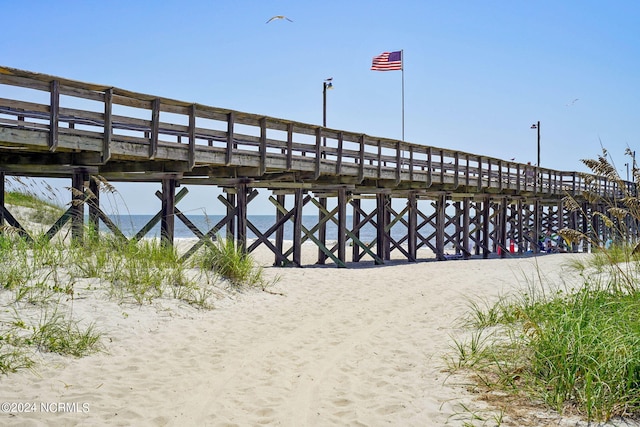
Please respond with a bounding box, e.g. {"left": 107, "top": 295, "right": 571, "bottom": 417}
{"left": 2, "top": 248, "right": 623, "bottom": 426}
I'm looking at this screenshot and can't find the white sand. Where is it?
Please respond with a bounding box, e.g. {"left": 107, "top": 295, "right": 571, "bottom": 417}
{"left": 1, "top": 246, "right": 627, "bottom": 426}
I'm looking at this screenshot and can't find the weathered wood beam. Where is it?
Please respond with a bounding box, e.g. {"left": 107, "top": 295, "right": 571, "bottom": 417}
{"left": 149, "top": 98, "right": 160, "bottom": 159}
{"left": 188, "top": 104, "right": 196, "bottom": 170}
{"left": 103, "top": 88, "right": 112, "bottom": 163}
{"left": 49, "top": 80, "right": 60, "bottom": 152}
{"left": 160, "top": 177, "right": 176, "bottom": 246}
{"left": 225, "top": 111, "right": 234, "bottom": 165}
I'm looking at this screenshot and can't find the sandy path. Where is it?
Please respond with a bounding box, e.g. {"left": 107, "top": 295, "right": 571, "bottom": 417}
{"left": 3, "top": 253, "right": 592, "bottom": 426}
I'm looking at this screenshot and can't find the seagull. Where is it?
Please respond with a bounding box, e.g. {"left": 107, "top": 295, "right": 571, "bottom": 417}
{"left": 266, "top": 15, "right": 293, "bottom": 23}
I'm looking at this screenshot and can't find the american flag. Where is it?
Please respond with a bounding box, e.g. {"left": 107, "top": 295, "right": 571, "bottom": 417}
{"left": 371, "top": 51, "right": 402, "bottom": 71}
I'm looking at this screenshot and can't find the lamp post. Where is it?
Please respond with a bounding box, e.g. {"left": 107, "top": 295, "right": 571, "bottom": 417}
{"left": 323, "top": 78, "right": 333, "bottom": 127}
{"left": 530, "top": 121, "right": 540, "bottom": 167}
{"left": 323, "top": 78, "right": 333, "bottom": 151}
{"left": 625, "top": 163, "right": 630, "bottom": 181}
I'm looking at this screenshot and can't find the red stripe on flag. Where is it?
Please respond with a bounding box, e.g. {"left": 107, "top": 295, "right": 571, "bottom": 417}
{"left": 371, "top": 51, "right": 402, "bottom": 71}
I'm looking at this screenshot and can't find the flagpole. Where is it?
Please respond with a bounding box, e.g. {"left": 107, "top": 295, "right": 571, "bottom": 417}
{"left": 401, "top": 49, "right": 404, "bottom": 141}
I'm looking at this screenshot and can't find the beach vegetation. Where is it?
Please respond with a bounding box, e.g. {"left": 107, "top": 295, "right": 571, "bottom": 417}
{"left": 196, "top": 236, "right": 267, "bottom": 289}
{"left": 0, "top": 178, "right": 273, "bottom": 375}
{"left": 451, "top": 149, "right": 640, "bottom": 423}
{"left": 30, "top": 309, "right": 102, "bottom": 357}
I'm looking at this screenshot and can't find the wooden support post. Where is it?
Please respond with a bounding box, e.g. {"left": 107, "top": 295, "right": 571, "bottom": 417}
{"left": 160, "top": 177, "right": 176, "bottom": 247}
{"left": 499, "top": 198, "right": 507, "bottom": 258}
{"left": 408, "top": 193, "right": 417, "bottom": 261}
{"left": 337, "top": 188, "right": 347, "bottom": 264}
{"left": 462, "top": 198, "right": 471, "bottom": 259}
{"left": 516, "top": 200, "right": 524, "bottom": 253}
{"left": 317, "top": 196, "right": 327, "bottom": 265}
{"left": 454, "top": 201, "right": 462, "bottom": 255}
{"left": 293, "top": 189, "right": 303, "bottom": 267}
{"left": 384, "top": 195, "right": 391, "bottom": 260}
{"left": 482, "top": 197, "right": 490, "bottom": 258}
{"left": 376, "top": 193, "right": 386, "bottom": 261}
{"left": 352, "top": 198, "right": 361, "bottom": 262}
{"left": 533, "top": 200, "right": 541, "bottom": 253}
{"left": 435, "top": 194, "right": 446, "bottom": 261}
{"left": 236, "top": 183, "right": 248, "bottom": 253}
{"left": 226, "top": 192, "right": 236, "bottom": 241}
{"left": 275, "top": 194, "right": 286, "bottom": 266}
{"left": 71, "top": 170, "right": 85, "bottom": 242}
{"left": 88, "top": 176, "right": 100, "bottom": 235}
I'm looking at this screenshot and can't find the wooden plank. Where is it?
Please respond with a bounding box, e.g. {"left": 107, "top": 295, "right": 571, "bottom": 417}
{"left": 44, "top": 208, "right": 73, "bottom": 241}
{"left": 134, "top": 187, "right": 189, "bottom": 241}
{"left": 49, "top": 79, "right": 59, "bottom": 152}
{"left": 103, "top": 88, "right": 113, "bottom": 163}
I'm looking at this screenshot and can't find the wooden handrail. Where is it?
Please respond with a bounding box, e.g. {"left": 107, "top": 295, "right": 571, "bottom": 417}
{"left": 0, "top": 65, "right": 634, "bottom": 200}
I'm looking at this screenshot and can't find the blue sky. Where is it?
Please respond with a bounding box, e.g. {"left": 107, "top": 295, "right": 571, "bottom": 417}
{"left": 3, "top": 1, "right": 640, "bottom": 214}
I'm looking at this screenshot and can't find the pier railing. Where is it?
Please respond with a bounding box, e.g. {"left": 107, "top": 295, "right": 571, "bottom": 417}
{"left": 0, "top": 66, "right": 634, "bottom": 200}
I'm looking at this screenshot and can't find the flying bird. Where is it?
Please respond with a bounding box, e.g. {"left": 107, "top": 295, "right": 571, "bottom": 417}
{"left": 565, "top": 98, "right": 579, "bottom": 106}
{"left": 266, "top": 15, "right": 293, "bottom": 23}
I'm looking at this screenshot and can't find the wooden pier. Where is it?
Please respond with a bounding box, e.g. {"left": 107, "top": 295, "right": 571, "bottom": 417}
{"left": 0, "top": 66, "right": 637, "bottom": 266}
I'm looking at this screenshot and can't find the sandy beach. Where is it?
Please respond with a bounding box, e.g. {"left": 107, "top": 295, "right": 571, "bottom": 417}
{"left": 0, "top": 246, "right": 622, "bottom": 426}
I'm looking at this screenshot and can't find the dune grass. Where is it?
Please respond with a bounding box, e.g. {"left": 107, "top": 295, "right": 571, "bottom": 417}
{"left": 0, "top": 181, "right": 272, "bottom": 374}
{"left": 450, "top": 149, "right": 640, "bottom": 424}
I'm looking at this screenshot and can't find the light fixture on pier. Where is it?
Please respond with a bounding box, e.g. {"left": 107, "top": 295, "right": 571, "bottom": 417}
{"left": 531, "top": 121, "right": 540, "bottom": 167}
{"left": 322, "top": 78, "right": 334, "bottom": 157}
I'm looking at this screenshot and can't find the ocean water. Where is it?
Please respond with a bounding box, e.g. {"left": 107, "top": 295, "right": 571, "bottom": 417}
{"left": 98, "top": 215, "right": 432, "bottom": 242}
